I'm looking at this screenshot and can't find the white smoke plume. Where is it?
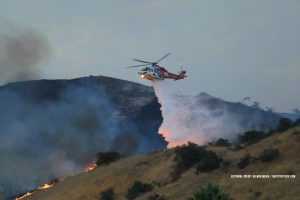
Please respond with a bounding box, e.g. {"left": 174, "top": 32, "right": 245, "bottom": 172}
{"left": 152, "top": 80, "right": 275, "bottom": 147}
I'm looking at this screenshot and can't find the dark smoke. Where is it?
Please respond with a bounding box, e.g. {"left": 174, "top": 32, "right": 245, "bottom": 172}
{"left": 0, "top": 24, "right": 50, "bottom": 84}
{"left": 0, "top": 83, "right": 145, "bottom": 198}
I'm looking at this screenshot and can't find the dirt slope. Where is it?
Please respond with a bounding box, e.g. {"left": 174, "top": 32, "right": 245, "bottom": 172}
{"left": 26, "top": 127, "right": 300, "bottom": 200}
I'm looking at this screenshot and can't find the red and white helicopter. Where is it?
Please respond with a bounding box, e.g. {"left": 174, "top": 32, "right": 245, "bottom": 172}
{"left": 126, "top": 53, "right": 187, "bottom": 81}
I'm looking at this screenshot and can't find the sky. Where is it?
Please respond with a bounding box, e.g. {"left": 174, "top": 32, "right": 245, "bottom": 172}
{"left": 0, "top": 0, "right": 299, "bottom": 112}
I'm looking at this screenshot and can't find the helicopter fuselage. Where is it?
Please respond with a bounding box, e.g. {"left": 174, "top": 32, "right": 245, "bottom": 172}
{"left": 127, "top": 53, "right": 187, "bottom": 81}
{"left": 138, "top": 66, "right": 164, "bottom": 80}
{"left": 138, "top": 65, "right": 186, "bottom": 81}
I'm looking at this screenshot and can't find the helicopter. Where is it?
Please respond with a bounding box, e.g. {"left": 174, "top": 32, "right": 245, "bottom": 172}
{"left": 126, "top": 53, "right": 187, "bottom": 81}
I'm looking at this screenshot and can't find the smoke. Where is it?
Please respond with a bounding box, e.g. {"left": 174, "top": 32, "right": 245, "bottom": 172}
{"left": 152, "top": 80, "right": 277, "bottom": 147}
{"left": 0, "top": 83, "right": 145, "bottom": 198}
{"left": 0, "top": 23, "right": 50, "bottom": 84}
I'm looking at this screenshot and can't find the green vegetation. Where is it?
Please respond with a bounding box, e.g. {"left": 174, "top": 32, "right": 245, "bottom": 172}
{"left": 258, "top": 148, "right": 279, "bottom": 162}
{"left": 214, "top": 138, "right": 231, "bottom": 146}
{"left": 254, "top": 191, "right": 262, "bottom": 198}
{"left": 237, "top": 154, "right": 251, "bottom": 169}
{"left": 196, "top": 151, "right": 223, "bottom": 173}
{"left": 99, "top": 188, "right": 115, "bottom": 200}
{"left": 147, "top": 193, "right": 166, "bottom": 200}
{"left": 126, "top": 181, "right": 153, "bottom": 200}
{"left": 276, "top": 118, "right": 294, "bottom": 132}
{"left": 294, "top": 118, "right": 300, "bottom": 126}
{"left": 174, "top": 142, "right": 207, "bottom": 173}
{"left": 173, "top": 142, "right": 222, "bottom": 178}
{"left": 265, "top": 129, "right": 276, "bottom": 137}
{"left": 221, "top": 160, "right": 232, "bottom": 171}
{"left": 237, "top": 117, "right": 299, "bottom": 146}
{"left": 232, "top": 144, "right": 243, "bottom": 151}
{"left": 96, "top": 151, "right": 122, "bottom": 166}
{"left": 238, "top": 130, "right": 265, "bottom": 145}
{"left": 187, "top": 182, "right": 232, "bottom": 200}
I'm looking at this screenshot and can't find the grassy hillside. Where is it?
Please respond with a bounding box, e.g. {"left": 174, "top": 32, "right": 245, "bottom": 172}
{"left": 25, "top": 126, "right": 300, "bottom": 200}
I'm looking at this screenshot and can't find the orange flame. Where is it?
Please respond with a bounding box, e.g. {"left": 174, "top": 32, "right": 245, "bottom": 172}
{"left": 15, "top": 163, "right": 97, "bottom": 199}
{"left": 15, "top": 191, "right": 35, "bottom": 200}
{"left": 159, "top": 128, "right": 181, "bottom": 147}
{"left": 159, "top": 128, "right": 170, "bottom": 140}
{"left": 15, "top": 182, "right": 56, "bottom": 199}
{"left": 84, "top": 163, "right": 97, "bottom": 172}
{"left": 159, "top": 128, "right": 204, "bottom": 147}
{"left": 38, "top": 183, "right": 54, "bottom": 190}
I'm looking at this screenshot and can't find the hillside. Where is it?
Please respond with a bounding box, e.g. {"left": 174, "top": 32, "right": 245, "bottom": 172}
{"left": 0, "top": 76, "right": 166, "bottom": 199}
{"left": 0, "top": 75, "right": 284, "bottom": 198}
{"left": 24, "top": 126, "right": 300, "bottom": 200}
{"left": 1, "top": 76, "right": 281, "bottom": 132}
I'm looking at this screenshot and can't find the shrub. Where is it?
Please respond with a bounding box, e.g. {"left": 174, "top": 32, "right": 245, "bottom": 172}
{"left": 232, "top": 144, "right": 243, "bottom": 151}
{"left": 174, "top": 142, "right": 207, "bottom": 173}
{"left": 214, "top": 138, "right": 231, "bottom": 146}
{"left": 258, "top": 148, "right": 279, "bottom": 162}
{"left": 147, "top": 193, "right": 166, "bottom": 200}
{"left": 254, "top": 191, "right": 262, "bottom": 198}
{"left": 238, "top": 130, "right": 265, "bottom": 145}
{"left": 96, "top": 151, "right": 122, "bottom": 166}
{"left": 291, "top": 131, "right": 300, "bottom": 136}
{"left": 294, "top": 118, "right": 300, "bottom": 126}
{"left": 187, "top": 182, "right": 232, "bottom": 200}
{"left": 222, "top": 160, "right": 232, "bottom": 170}
{"left": 276, "top": 118, "right": 293, "bottom": 132}
{"left": 170, "top": 167, "right": 182, "bottom": 182}
{"left": 286, "top": 169, "right": 295, "bottom": 175}
{"left": 265, "top": 130, "right": 276, "bottom": 137}
{"left": 237, "top": 154, "right": 251, "bottom": 169}
{"left": 196, "top": 151, "right": 222, "bottom": 172}
{"left": 99, "top": 188, "right": 115, "bottom": 200}
{"left": 172, "top": 142, "right": 222, "bottom": 179}
{"left": 126, "top": 181, "right": 153, "bottom": 200}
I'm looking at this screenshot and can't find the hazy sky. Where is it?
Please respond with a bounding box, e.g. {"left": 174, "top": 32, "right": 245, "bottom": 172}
{"left": 0, "top": 0, "right": 299, "bottom": 112}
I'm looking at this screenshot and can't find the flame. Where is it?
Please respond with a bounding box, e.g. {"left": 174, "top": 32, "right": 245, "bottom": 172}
{"left": 159, "top": 128, "right": 204, "bottom": 148}
{"left": 15, "top": 182, "right": 56, "bottom": 199}
{"left": 15, "top": 163, "right": 97, "bottom": 199}
{"left": 159, "top": 128, "right": 180, "bottom": 147}
{"left": 159, "top": 128, "right": 170, "bottom": 139}
{"left": 38, "top": 183, "right": 54, "bottom": 190}
{"left": 84, "top": 163, "right": 97, "bottom": 172}
{"left": 140, "top": 74, "right": 145, "bottom": 78}
{"left": 15, "top": 191, "right": 36, "bottom": 200}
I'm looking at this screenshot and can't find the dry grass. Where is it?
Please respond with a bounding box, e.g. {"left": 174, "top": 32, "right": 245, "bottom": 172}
{"left": 27, "top": 127, "right": 300, "bottom": 200}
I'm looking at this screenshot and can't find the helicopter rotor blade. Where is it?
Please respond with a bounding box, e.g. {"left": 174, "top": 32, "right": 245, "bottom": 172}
{"left": 133, "top": 59, "right": 152, "bottom": 64}
{"left": 177, "top": 65, "right": 184, "bottom": 73}
{"left": 155, "top": 53, "right": 171, "bottom": 63}
{"left": 126, "top": 63, "right": 149, "bottom": 68}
